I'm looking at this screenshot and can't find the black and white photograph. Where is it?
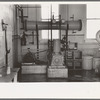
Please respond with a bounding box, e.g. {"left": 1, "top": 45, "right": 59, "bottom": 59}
{"left": 0, "top": 0, "right": 100, "bottom": 98}
{"left": 0, "top": 2, "right": 99, "bottom": 82}
{"left": 0, "top": 2, "right": 100, "bottom": 82}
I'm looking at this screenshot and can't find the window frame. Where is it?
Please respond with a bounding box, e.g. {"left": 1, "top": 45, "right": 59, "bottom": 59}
{"left": 85, "top": 4, "right": 100, "bottom": 43}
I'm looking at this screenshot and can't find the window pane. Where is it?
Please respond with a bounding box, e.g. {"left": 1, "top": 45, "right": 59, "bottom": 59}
{"left": 52, "top": 4, "right": 59, "bottom": 19}
{"left": 41, "top": 4, "right": 51, "bottom": 20}
{"left": 87, "top": 4, "right": 100, "bottom": 18}
{"left": 41, "top": 30, "right": 49, "bottom": 39}
{"left": 87, "top": 20, "right": 100, "bottom": 38}
{"left": 41, "top": 4, "right": 59, "bottom": 20}
{"left": 41, "top": 30, "right": 59, "bottom": 39}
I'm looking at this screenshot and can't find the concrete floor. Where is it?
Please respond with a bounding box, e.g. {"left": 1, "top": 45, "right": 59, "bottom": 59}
{"left": 19, "top": 70, "right": 100, "bottom": 82}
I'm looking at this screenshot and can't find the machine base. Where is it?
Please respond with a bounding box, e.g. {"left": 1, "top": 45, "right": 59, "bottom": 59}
{"left": 22, "top": 64, "right": 47, "bottom": 74}
{"left": 47, "top": 67, "right": 68, "bottom": 78}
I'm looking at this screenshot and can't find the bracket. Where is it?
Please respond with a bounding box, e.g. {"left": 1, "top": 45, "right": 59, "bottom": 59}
{"left": 1, "top": 19, "right": 8, "bottom": 31}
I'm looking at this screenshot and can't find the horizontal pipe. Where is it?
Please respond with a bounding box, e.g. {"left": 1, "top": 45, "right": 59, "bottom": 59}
{"left": 24, "top": 20, "right": 82, "bottom": 31}
{"left": 22, "top": 6, "right": 41, "bottom": 8}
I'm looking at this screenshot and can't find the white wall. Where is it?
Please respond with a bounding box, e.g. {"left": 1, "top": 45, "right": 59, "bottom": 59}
{"left": 0, "top": 4, "right": 14, "bottom": 68}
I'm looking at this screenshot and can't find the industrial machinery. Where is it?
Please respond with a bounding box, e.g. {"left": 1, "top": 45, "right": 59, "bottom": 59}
{"left": 47, "top": 39, "right": 68, "bottom": 78}
{"left": 20, "top": 7, "right": 82, "bottom": 78}
{"left": 45, "top": 17, "right": 81, "bottom": 78}
{"left": 50, "top": 39, "right": 64, "bottom": 67}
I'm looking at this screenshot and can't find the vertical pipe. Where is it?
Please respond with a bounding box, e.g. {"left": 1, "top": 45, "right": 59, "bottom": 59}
{"left": 13, "top": 5, "right": 18, "bottom": 67}
{"left": 17, "top": 6, "right": 22, "bottom": 63}
{"left": 21, "top": 8, "right": 24, "bottom": 23}
{"left": 24, "top": 20, "right": 27, "bottom": 31}
{"left": 50, "top": 5, "right": 52, "bottom": 53}
{"left": 35, "top": 5, "right": 39, "bottom": 60}
{"left": 51, "top": 18, "right": 52, "bottom": 53}
{"left": 65, "top": 24, "right": 69, "bottom": 67}
{"left": 27, "top": 4, "right": 28, "bottom": 18}
{"left": 21, "top": 8, "right": 24, "bottom": 29}
{"left": 48, "top": 18, "right": 49, "bottom": 49}
{"left": 15, "top": 5, "right": 17, "bottom": 22}
{"left": 66, "top": 24, "right": 69, "bottom": 50}
{"left": 36, "top": 24, "right": 39, "bottom": 60}
{"left": 67, "top": 5, "right": 69, "bottom": 21}
{"left": 5, "top": 27, "right": 8, "bottom": 67}
{"left": 32, "top": 31, "right": 34, "bottom": 44}
{"left": 59, "top": 15, "right": 61, "bottom": 40}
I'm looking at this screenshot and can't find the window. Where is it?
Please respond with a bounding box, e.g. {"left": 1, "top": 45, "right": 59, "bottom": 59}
{"left": 41, "top": 4, "right": 59, "bottom": 39}
{"left": 41, "top": 4, "right": 51, "bottom": 20}
{"left": 42, "top": 30, "right": 59, "bottom": 39}
{"left": 86, "top": 4, "right": 100, "bottom": 39}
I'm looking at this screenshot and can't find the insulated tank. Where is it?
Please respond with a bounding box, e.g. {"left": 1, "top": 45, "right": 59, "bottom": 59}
{"left": 24, "top": 20, "right": 82, "bottom": 31}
